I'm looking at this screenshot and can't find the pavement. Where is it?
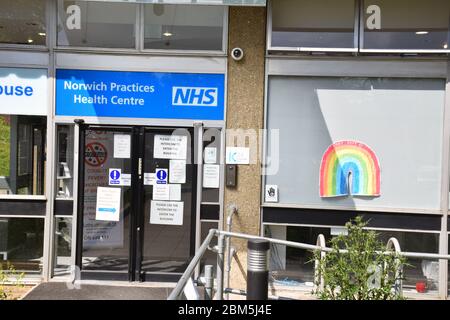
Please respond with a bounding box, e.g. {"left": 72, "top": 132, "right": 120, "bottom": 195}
{"left": 22, "top": 282, "right": 178, "bottom": 300}
{"left": 21, "top": 281, "right": 442, "bottom": 300}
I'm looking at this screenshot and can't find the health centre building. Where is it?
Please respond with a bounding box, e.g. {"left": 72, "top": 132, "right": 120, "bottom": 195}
{"left": 0, "top": 0, "right": 450, "bottom": 299}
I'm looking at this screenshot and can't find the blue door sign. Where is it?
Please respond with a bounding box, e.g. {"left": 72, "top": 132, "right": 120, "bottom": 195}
{"left": 109, "top": 169, "right": 121, "bottom": 185}
{"left": 156, "top": 169, "right": 168, "bottom": 184}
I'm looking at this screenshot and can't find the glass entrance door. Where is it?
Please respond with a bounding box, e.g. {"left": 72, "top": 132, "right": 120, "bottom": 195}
{"left": 76, "top": 125, "right": 197, "bottom": 281}
{"left": 136, "top": 127, "right": 196, "bottom": 281}
{"left": 77, "top": 127, "right": 135, "bottom": 280}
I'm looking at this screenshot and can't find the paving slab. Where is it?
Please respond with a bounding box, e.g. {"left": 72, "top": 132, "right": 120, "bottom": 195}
{"left": 22, "top": 282, "right": 175, "bottom": 300}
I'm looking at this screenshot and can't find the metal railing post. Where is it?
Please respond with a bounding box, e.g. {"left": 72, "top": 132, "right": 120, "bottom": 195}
{"left": 386, "top": 237, "right": 403, "bottom": 296}
{"left": 247, "top": 239, "right": 270, "bottom": 300}
{"left": 204, "top": 265, "right": 214, "bottom": 300}
{"left": 224, "top": 204, "right": 238, "bottom": 300}
{"left": 168, "top": 229, "right": 216, "bottom": 300}
{"left": 215, "top": 234, "right": 225, "bottom": 300}
{"left": 314, "top": 234, "right": 326, "bottom": 292}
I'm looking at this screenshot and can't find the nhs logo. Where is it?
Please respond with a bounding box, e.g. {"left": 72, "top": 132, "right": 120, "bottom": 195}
{"left": 172, "top": 87, "right": 218, "bottom": 107}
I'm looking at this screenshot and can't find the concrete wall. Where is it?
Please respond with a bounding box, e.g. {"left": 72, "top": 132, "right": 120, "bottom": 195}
{"left": 225, "top": 6, "right": 266, "bottom": 291}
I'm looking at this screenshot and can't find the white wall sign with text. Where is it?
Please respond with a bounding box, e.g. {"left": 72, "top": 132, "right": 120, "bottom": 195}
{"left": 0, "top": 68, "right": 48, "bottom": 116}
{"left": 226, "top": 147, "right": 250, "bottom": 165}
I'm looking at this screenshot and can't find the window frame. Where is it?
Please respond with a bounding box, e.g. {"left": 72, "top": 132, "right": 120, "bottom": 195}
{"left": 139, "top": 3, "right": 228, "bottom": 55}
{"left": 359, "top": 0, "right": 450, "bottom": 54}
{"left": 55, "top": 0, "right": 140, "bottom": 52}
{"left": 261, "top": 57, "right": 448, "bottom": 215}
{"left": 0, "top": 114, "right": 48, "bottom": 199}
{"left": 267, "top": 0, "right": 450, "bottom": 54}
{"left": 0, "top": 0, "right": 50, "bottom": 50}
{"left": 54, "top": 2, "right": 228, "bottom": 55}
{"left": 267, "top": 0, "right": 360, "bottom": 53}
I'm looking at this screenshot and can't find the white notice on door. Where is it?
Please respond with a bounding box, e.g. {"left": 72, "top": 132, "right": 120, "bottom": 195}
{"left": 169, "top": 184, "right": 181, "bottom": 201}
{"left": 121, "top": 174, "right": 131, "bottom": 186}
{"left": 204, "top": 147, "right": 217, "bottom": 164}
{"left": 153, "top": 184, "right": 170, "bottom": 201}
{"left": 154, "top": 135, "right": 187, "bottom": 159}
{"left": 114, "top": 134, "right": 131, "bottom": 158}
{"left": 203, "top": 164, "right": 220, "bottom": 188}
{"left": 169, "top": 159, "right": 186, "bottom": 183}
{"left": 144, "top": 173, "right": 156, "bottom": 185}
{"left": 96, "top": 187, "right": 121, "bottom": 222}
{"left": 150, "top": 201, "right": 184, "bottom": 226}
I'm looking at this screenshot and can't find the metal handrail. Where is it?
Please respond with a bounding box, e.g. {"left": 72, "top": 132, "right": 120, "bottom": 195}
{"left": 168, "top": 229, "right": 217, "bottom": 300}
{"left": 168, "top": 229, "right": 450, "bottom": 300}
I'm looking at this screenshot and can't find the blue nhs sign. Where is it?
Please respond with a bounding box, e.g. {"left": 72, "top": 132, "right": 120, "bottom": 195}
{"left": 172, "top": 87, "right": 218, "bottom": 107}
{"left": 56, "top": 69, "right": 225, "bottom": 120}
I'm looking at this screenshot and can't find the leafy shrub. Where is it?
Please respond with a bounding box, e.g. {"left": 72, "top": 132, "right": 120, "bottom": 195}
{"left": 0, "top": 263, "right": 25, "bottom": 300}
{"left": 312, "top": 216, "right": 407, "bottom": 300}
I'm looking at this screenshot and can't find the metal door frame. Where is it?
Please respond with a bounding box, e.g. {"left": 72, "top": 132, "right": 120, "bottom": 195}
{"left": 75, "top": 123, "right": 200, "bottom": 282}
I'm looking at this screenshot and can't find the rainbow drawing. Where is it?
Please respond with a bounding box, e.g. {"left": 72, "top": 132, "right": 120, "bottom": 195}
{"left": 319, "top": 141, "right": 380, "bottom": 197}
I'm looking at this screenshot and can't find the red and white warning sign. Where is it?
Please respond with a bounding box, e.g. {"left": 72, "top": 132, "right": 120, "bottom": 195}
{"left": 85, "top": 142, "right": 108, "bottom": 167}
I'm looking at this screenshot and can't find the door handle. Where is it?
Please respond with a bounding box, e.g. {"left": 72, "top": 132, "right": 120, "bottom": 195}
{"left": 138, "top": 158, "right": 142, "bottom": 176}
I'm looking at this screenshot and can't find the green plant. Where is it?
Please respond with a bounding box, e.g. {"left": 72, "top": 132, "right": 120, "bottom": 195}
{"left": 0, "top": 263, "right": 25, "bottom": 300}
{"left": 0, "top": 116, "right": 10, "bottom": 177}
{"left": 312, "top": 216, "right": 407, "bottom": 300}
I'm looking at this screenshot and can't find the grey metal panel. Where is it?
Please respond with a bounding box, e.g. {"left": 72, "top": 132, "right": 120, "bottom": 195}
{"left": 267, "top": 57, "right": 448, "bottom": 78}
{"left": 265, "top": 76, "right": 446, "bottom": 212}
{"left": 200, "top": 204, "right": 220, "bottom": 220}
{"left": 262, "top": 207, "right": 442, "bottom": 231}
{"left": 55, "top": 52, "right": 227, "bottom": 74}
{"left": 0, "top": 51, "right": 49, "bottom": 67}
{"left": 54, "top": 116, "right": 225, "bottom": 128}
{"left": 54, "top": 200, "right": 74, "bottom": 216}
{"left": 0, "top": 200, "right": 47, "bottom": 216}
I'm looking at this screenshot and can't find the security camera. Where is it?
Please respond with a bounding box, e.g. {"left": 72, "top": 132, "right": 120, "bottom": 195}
{"left": 231, "top": 47, "right": 244, "bottom": 61}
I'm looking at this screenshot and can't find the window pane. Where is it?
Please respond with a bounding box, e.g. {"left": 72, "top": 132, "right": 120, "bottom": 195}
{"left": 266, "top": 225, "right": 440, "bottom": 295}
{"left": 363, "top": 0, "right": 450, "bottom": 50}
{"left": 0, "top": 115, "right": 46, "bottom": 196}
{"left": 265, "top": 77, "right": 445, "bottom": 211}
{"left": 376, "top": 231, "right": 439, "bottom": 293}
{"left": 266, "top": 225, "right": 330, "bottom": 286}
{"left": 144, "top": 4, "right": 224, "bottom": 51}
{"left": 57, "top": 1, "right": 136, "bottom": 49}
{"left": 0, "top": 218, "right": 44, "bottom": 274}
{"left": 202, "top": 128, "right": 221, "bottom": 202}
{"left": 0, "top": 0, "right": 46, "bottom": 45}
{"left": 53, "top": 217, "right": 72, "bottom": 276}
{"left": 56, "top": 125, "right": 74, "bottom": 199}
{"left": 271, "top": 0, "right": 356, "bottom": 49}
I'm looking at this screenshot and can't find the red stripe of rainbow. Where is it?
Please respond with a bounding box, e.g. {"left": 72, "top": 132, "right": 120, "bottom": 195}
{"left": 319, "top": 141, "right": 380, "bottom": 197}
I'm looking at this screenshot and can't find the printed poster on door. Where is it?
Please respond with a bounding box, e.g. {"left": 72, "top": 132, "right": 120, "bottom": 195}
{"left": 154, "top": 135, "right": 187, "bottom": 160}
{"left": 83, "top": 130, "right": 124, "bottom": 249}
{"left": 150, "top": 201, "right": 184, "bottom": 226}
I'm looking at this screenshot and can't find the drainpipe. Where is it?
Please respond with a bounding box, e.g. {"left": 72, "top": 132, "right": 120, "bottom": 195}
{"left": 224, "top": 204, "right": 238, "bottom": 300}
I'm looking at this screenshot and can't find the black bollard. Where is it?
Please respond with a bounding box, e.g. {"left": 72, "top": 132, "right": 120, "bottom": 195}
{"left": 246, "top": 239, "right": 270, "bottom": 300}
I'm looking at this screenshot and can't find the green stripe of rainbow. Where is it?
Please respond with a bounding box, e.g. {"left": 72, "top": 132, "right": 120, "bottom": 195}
{"left": 319, "top": 141, "right": 380, "bottom": 197}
